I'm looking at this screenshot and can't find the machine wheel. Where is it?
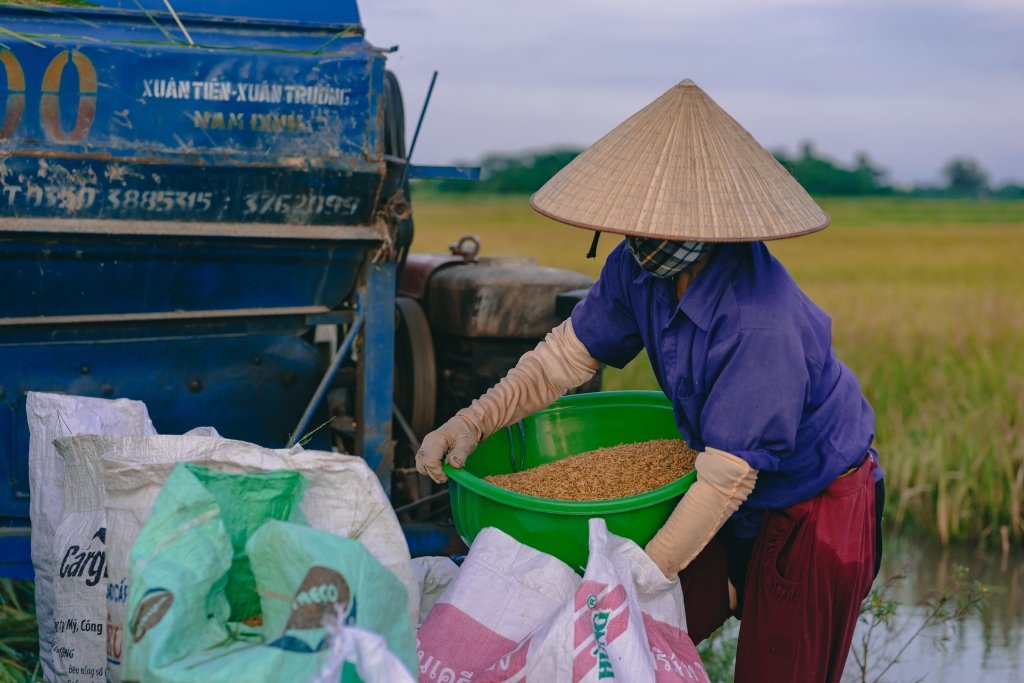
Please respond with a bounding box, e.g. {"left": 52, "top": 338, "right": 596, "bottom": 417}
{"left": 395, "top": 296, "right": 436, "bottom": 441}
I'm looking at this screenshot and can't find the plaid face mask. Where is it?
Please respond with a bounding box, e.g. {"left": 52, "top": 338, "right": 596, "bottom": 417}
{"left": 626, "top": 236, "right": 713, "bottom": 278}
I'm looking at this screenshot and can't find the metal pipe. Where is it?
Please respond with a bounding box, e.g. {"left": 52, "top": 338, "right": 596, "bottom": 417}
{"left": 393, "top": 403, "right": 420, "bottom": 451}
{"left": 393, "top": 402, "right": 434, "bottom": 505}
{"left": 392, "top": 489, "right": 448, "bottom": 515}
{"left": 288, "top": 315, "right": 364, "bottom": 447}
{"left": 162, "top": 0, "right": 194, "bottom": 45}
{"left": 397, "top": 70, "right": 438, "bottom": 190}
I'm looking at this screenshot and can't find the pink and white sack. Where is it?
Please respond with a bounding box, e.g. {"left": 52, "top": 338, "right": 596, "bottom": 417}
{"left": 416, "top": 526, "right": 581, "bottom": 681}
{"left": 417, "top": 519, "right": 709, "bottom": 683}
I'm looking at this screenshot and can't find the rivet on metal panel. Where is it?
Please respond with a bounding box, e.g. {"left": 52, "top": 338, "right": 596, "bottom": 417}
{"left": 253, "top": 356, "right": 262, "bottom": 366}
{"left": 81, "top": 365, "right": 90, "bottom": 375}
{"left": 189, "top": 379, "right": 203, "bottom": 393}
{"left": 100, "top": 384, "right": 114, "bottom": 396}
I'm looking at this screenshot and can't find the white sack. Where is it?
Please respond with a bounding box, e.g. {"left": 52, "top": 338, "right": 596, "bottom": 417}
{"left": 27, "top": 392, "right": 154, "bottom": 682}
{"left": 311, "top": 614, "right": 417, "bottom": 683}
{"left": 415, "top": 527, "right": 581, "bottom": 680}
{"left": 417, "top": 520, "right": 708, "bottom": 683}
{"left": 95, "top": 434, "right": 419, "bottom": 683}
{"left": 410, "top": 557, "right": 460, "bottom": 628}
{"left": 51, "top": 431, "right": 212, "bottom": 683}
{"left": 51, "top": 440, "right": 109, "bottom": 683}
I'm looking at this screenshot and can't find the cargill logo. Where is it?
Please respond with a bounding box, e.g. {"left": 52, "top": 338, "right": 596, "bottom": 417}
{"left": 58, "top": 528, "right": 106, "bottom": 587}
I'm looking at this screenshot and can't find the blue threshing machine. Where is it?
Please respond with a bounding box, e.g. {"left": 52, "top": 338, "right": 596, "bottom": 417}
{"left": 0, "top": 0, "right": 490, "bottom": 578}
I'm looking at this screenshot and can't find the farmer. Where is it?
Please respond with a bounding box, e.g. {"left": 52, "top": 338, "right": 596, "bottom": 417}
{"left": 416, "top": 79, "right": 883, "bottom": 683}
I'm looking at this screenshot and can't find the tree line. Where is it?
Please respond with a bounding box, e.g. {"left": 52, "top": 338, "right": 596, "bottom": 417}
{"left": 418, "top": 144, "right": 1024, "bottom": 199}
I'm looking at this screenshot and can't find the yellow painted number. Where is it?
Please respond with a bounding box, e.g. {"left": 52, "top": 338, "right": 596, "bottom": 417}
{"left": 40, "top": 50, "right": 97, "bottom": 143}
{"left": 0, "top": 49, "right": 25, "bottom": 139}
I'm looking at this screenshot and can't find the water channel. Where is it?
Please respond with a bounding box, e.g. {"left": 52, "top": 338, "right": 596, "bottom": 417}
{"left": 842, "top": 535, "right": 1024, "bottom": 682}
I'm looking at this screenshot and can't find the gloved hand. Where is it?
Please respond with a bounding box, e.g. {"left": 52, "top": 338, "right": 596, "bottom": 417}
{"left": 645, "top": 447, "right": 758, "bottom": 579}
{"left": 415, "top": 319, "right": 601, "bottom": 484}
{"left": 415, "top": 415, "right": 480, "bottom": 484}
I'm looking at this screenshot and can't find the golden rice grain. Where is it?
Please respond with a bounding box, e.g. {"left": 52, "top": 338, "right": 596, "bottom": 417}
{"left": 483, "top": 439, "right": 697, "bottom": 501}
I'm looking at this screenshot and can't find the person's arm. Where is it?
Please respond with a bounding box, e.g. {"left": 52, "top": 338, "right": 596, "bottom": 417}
{"left": 416, "top": 318, "right": 601, "bottom": 483}
{"left": 645, "top": 328, "right": 809, "bottom": 577}
{"left": 416, "top": 241, "right": 645, "bottom": 483}
{"left": 645, "top": 448, "right": 757, "bottom": 577}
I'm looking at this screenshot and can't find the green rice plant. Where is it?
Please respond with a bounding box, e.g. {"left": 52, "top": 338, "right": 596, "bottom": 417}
{"left": 696, "top": 619, "right": 739, "bottom": 683}
{"left": 411, "top": 193, "right": 1024, "bottom": 545}
{"left": 0, "top": 579, "right": 40, "bottom": 683}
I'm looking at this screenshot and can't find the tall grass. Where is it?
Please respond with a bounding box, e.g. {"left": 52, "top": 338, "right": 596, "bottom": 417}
{"left": 0, "top": 579, "right": 39, "bottom": 683}
{"left": 411, "top": 192, "right": 1024, "bottom": 545}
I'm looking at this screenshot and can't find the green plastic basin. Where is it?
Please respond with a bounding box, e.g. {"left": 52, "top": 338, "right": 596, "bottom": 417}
{"left": 445, "top": 390, "right": 696, "bottom": 573}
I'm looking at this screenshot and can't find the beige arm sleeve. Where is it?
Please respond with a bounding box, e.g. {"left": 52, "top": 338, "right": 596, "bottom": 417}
{"left": 456, "top": 318, "right": 602, "bottom": 441}
{"left": 645, "top": 447, "right": 758, "bottom": 578}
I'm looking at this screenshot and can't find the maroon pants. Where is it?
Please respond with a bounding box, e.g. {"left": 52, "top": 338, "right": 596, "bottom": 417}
{"left": 680, "top": 456, "right": 878, "bottom": 683}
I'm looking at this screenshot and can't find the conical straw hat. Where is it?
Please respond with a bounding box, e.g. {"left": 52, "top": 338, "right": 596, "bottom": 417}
{"left": 530, "top": 79, "right": 829, "bottom": 241}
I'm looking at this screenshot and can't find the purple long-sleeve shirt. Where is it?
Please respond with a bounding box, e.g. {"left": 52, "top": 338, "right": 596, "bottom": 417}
{"left": 572, "top": 241, "right": 881, "bottom": 537}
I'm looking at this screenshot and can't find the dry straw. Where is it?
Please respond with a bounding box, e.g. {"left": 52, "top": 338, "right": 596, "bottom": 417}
{"left": 531, "top": 79, "right": 829, "bottom": 242}
{"left": 485, "top": 439, "right": 698, "bottom": 501}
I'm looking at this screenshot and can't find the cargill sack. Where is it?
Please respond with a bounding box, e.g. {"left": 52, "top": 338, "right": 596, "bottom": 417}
{"left": 27, "top": 392, "right": 155, "bottom": 682}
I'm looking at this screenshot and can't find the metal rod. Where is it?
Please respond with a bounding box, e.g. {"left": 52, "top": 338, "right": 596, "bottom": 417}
{"left": 394, "top": 403, "right": 433, "bottom": 507}
{"left": 161, "top": 0, "right": 194, "bottom": 45}
{"left": 393, "top": 489, "right": 448, "bottom": 515}
{"left": 0, "top": 527, "right": 31, "bottom": 537}
{"left": 397, "top": 70, "right": 438, "bottom": 189}
{"left": 0, "top": 305, "right": 332, "bottom": 328}
{"left": 393, "top": 403, "right": 421, "bottom": 451}
{"left": 288, "top": 315, "right": 364, "bottom": 447}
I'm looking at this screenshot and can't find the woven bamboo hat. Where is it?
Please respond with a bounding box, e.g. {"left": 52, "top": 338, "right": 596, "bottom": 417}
{"left": 530, "top": 79, "right": 829, "bottom": 241}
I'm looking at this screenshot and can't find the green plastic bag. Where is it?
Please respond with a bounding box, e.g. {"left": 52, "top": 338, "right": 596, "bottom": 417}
{"left": 122, "top": 462, "right": 416, "bottom": 682}
{"left": 247, "top": 520, "right": 418, "bottom": 675}
{"left": 188, "top": 465, "right": 307, "bottom": 622}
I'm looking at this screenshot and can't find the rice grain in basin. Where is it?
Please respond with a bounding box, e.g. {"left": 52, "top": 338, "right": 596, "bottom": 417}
{"left": 483, "top": 439, "right": 698, "bottom": 501}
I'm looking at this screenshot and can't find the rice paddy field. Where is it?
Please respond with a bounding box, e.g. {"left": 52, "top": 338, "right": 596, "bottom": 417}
{"left": 410, "top": 191, "right": 1024, "bottom": 547}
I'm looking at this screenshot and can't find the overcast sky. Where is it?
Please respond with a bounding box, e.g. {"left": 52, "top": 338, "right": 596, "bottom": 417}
{"left": 361, "top": 0, "right": 1024, "bottom": 185}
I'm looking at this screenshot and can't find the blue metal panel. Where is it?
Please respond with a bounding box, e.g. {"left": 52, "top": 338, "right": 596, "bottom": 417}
{"left": 0, "top": 0, "right": 404, "bottom": 580}
{"left": 0, "top": 19, "right": 383, "bottom": 162}
{"left": 356, "top": 259, "right": 395, "bottom": 495}
{"left": 401, "top": 523, "right": 455, "bottom": 558}
{"left": 0, "top": 233, "right": 367, "bottom": 319}
{"left": 0, "top": 7, "right": 387, "bottom": 224}
{"left": 0, "top": 326, "right": 333, "bottom": 517}
{"left": 0, "top": 160, "right": 385, "bottom": 226}
{"left": 409, "top": 165, "right": 482, "bottom": 180}
{"left": 89, "top": 1, "right": 361, "bottom": 25}
{"left": 0, "top": 531, "right": 33, "bottom": 580}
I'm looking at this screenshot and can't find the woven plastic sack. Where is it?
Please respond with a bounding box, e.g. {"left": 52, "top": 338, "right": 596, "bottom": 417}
{"left": 416, "top": 527, "right": 581, "bottom": 680}
{"left": 97, "top": 435, "right": 417, "bottom": 683}
{"left": 50, "top": 434, "right": 113, "bottom": 683}
{"left": 122, "top": 464, "right": 416, "bottom": 682}
{"left": 48, "top": 430, "right": 217, "bottom": 683}
{"left": 410, "top": 557, "right": 460, "bottom": 628}
{"left": 27, "top": 392, "right": 155, "bottom": 682}
{"left": 417, "top": 519, "right": 708, "bottom": 683}
{"left": 311, "top": 614, "right": 417, "bottom": 683}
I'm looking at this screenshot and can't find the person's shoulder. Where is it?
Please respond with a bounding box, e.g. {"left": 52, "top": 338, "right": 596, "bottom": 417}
{"left": 598, "top": 237, "right": 644, "bottom": 289}
{"left": 605, "top": 238, "right": 635, "bottom": 272}
{"left": 727, "top": 243, "right": 830, "bottom": 335}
